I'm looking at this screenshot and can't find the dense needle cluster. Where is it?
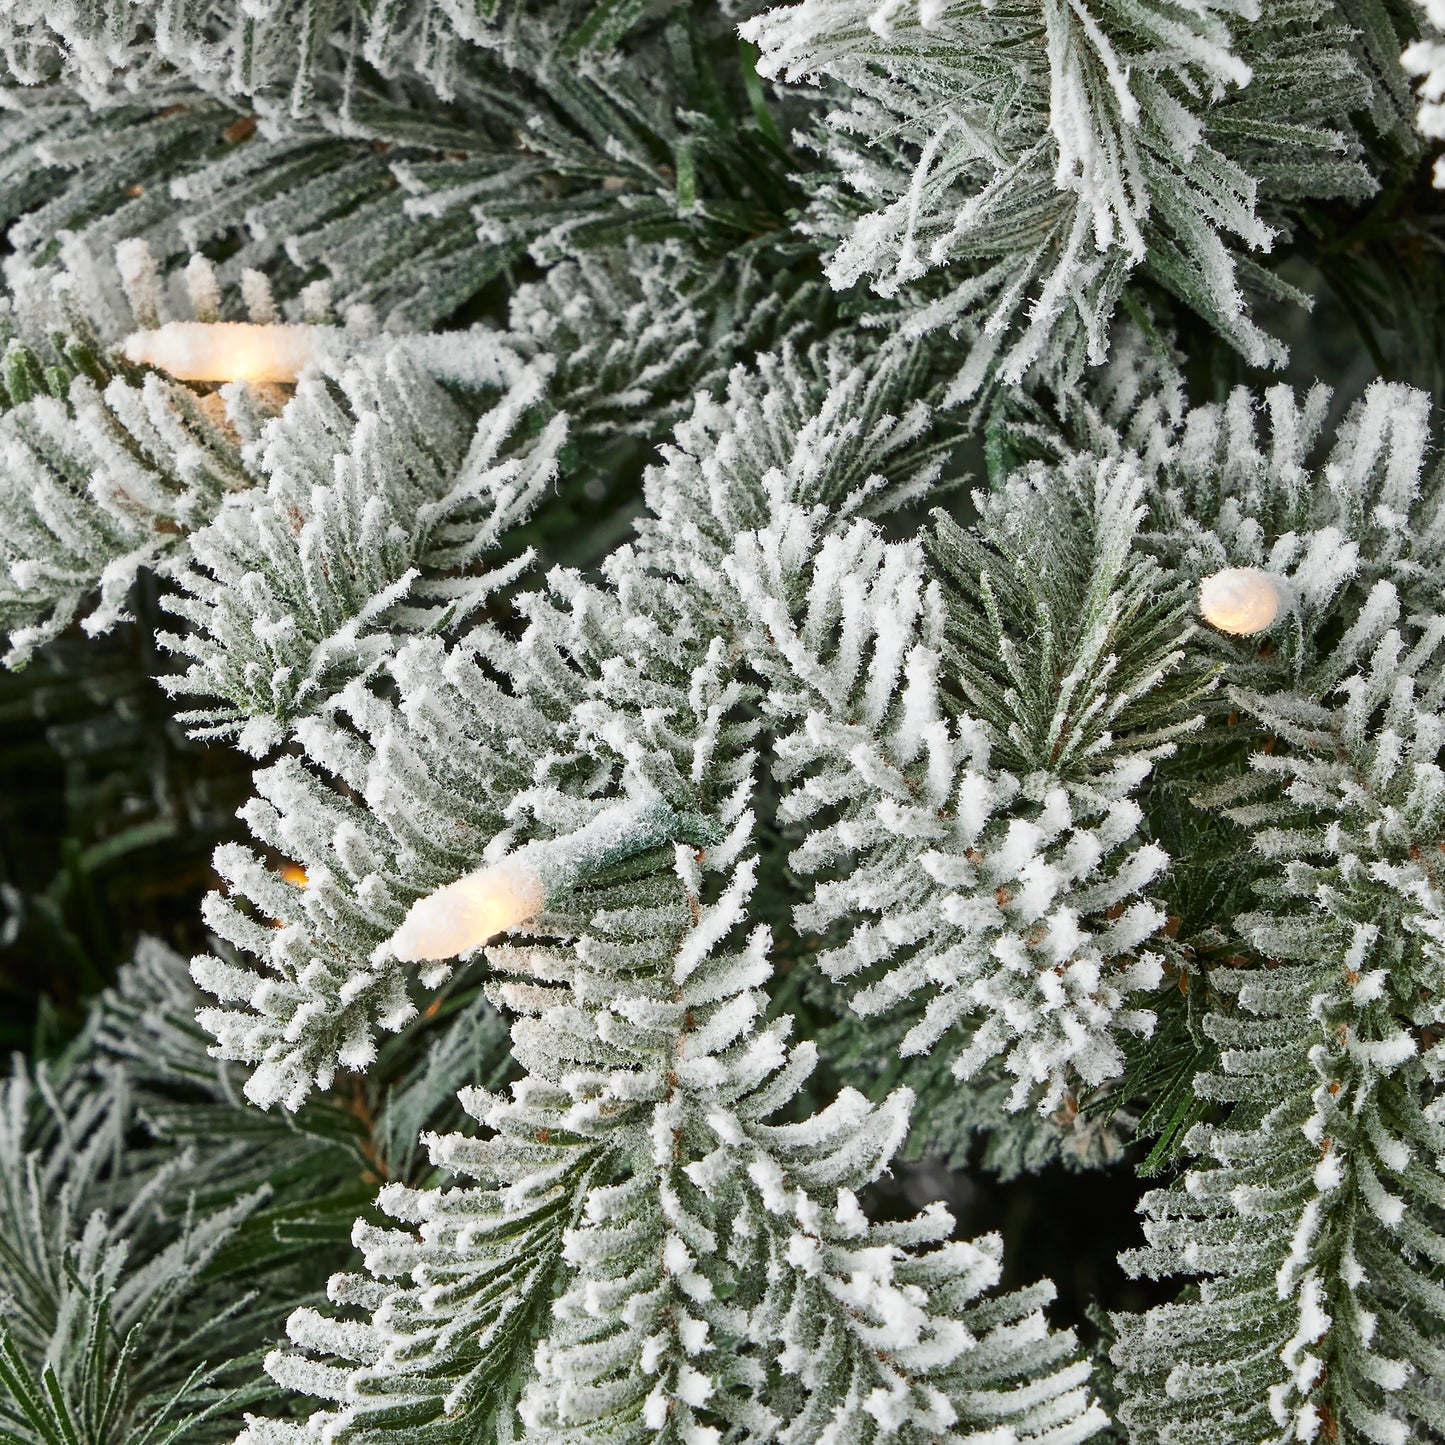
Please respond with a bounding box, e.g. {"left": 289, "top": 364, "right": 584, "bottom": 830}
{"left": 0, "top": 1, "right": 1442, "bottom": 1443}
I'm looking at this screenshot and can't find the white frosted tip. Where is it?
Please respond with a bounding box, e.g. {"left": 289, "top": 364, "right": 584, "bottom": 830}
{"left": 122, "top": 321, "right": 319, "bottom": 384}
{"left": 1198, "top": 566, "right": 1284, "bottom": 637}
{"left": 387, "top": 860, "right": 546, "bottom": 962}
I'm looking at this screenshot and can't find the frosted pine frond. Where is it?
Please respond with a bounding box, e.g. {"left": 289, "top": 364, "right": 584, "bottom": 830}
{"left": 743, "top": 0, "right": 1377, "bottom": 397}
{"left": 732, "top": 455, "right": 1205, "bottom": 1113}
{"left": 1404, "top": 0, "right": 1445, "bottom": 184}
{"left": 98, "top": 935, "right": 515, "bottom": 1212}
{"left": 935, "top": 460, "right": 1211, "bottom": 779}
{"left": 1138, "top": 379, "right": 1444, "bottom": 700}
{"left": 245, "top": 849, "right": 1106, "bottom": 1443}
{"left": 0, "top": 87, "right": 558, "bottom": 335}
{"left": 0, "top": 0, "right": 451, "bottom": 110}
{"left": 188, "top": 517, "right": 761, "bottom": 1106}
{"left": 1025, "top": 372, "right": 1445, "bottom": 1442}
{"left": 636, "top": 338, "right": 954, "bottom": 590}
{"left": 94, "top": 933, "right": 258, "bottom": 1090}
{"left": 0, "top": 0, "right": 677, "bottom": 115}
{"left": 508, "top": 243, "right": 809, "bottom": 447}
{"left": 1112, "top": 632, "right": 1445, "bottom": 1444}
{"left": 0, "top": 933, "right": 471, "bottom": 1445}
{"left": 1, "top": 13, "right": 802, "bottom": 332}
{"left": 0, "top": 235, "right": 367, "bottom": 669}
{"left": 510, "top": 246, "right": 725, "bottom": 444}
{"left": 0, "top": 1024, "right": 269, "bottom": 1445}
{"left": 0, "top": 90, "right": 269, "bottom": 298}
{"left": 158, "top": 340, "right": 559, "bottom": 755}
{"left": 621, "top": 342, "right": 1203, "bottom": 1116}
{"left": 816, "top": 975, "right": 1140, "bottom": 1176}
{"left": 190, "top": 654, "right": 548, "bottom": 1109}
{"left": 95, "top": 934, "right": 469, "bottom": 1161}
{"left": 0, "top": 243, "right": 532, "bottom": 680}
{"left": 0, "top": 307, "right": 250, "bottom": 668}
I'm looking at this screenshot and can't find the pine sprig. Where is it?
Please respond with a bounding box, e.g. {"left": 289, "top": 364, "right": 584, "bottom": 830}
{"left": 243, "top": 847, "right": 1105, "bottom": 1444}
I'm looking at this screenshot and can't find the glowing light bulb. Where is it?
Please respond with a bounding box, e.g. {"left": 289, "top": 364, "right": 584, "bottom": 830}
{"left": 1198, "top": 567, "right": 1284, "bottom": 636}
{"left": 122, "top": 321, "right": 320, "bottom": 384}
{"left": 389, "top": 860, "right": 546, "bottom": 962}
{"left": 383, "top": 796, "right": 719, "bottom": 965}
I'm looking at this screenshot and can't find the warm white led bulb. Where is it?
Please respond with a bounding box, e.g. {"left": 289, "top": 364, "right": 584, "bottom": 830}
{"left": 383, "top": 796, "right": 716, "bottom": 965}
{"left": 1198, "top": 567, "right": 1284, "bottom": 636}
{"left": 389, "top": 860, "right": 546, "bottom": 962}
{"left": 122, "top": 321, "right": 321, "bottom": 384}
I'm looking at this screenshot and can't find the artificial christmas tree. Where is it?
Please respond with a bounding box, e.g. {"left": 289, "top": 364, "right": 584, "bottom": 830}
{"left": 1, "top": 2, "right": 1443, "bottom": 1442}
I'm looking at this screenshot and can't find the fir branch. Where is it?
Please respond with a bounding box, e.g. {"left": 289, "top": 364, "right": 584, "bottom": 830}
{"left": 158, "top": 344, "right": 561, "bottom": 755}
{"left": 244, "top": 846, "right": 1105, "bottom": 1443}
{"left": 743, "top": 0, "right": 1385, "bottom": 396}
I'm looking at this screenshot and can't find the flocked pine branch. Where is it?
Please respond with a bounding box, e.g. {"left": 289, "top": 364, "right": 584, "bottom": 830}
{"left": 1113, "top": 627, "right": 1445, "bottom": 1443}
{"left": 240, "top": 841, "right": 1106, "bottom": 1445}
{"left": 0, "top": 242, "right": 540, "bottom": 677}
{"left": 1137, "top": 379, "right": 1445, "bottom": 671}
{"left": 0, "top": 923, "right": 525, "bottom": 1444}
{"left": 742, "top": 0, "right": 1387, "bottom": 398}
{"left": 0, "top": 0, "right": 680, "bottom": 114}
{"left": 157, "top": 343, "right": 562, "bottom": 754}
{"left": 0, "top": 945, "right": 323, "bottom": 1445}
{"left": 767, "top": 464, "right": 1206, "bottom": 1114}
{"left": 505, "top": 243, "right": 808, "bottom": 449}
{"left": 625, "top": 340, "right": 1208, "bottom": 1114}
{"left": 963, "top": 374, "right": 1445, "bottom": 1442}
{"left": 1405, "top": 0, "right": 1445, "bottom": 184}
{"left": 187, "top": 574, "right": 741, "bottom": 1106}
{"left": 0, "top": 289, "right": 251, "bottom": 668}
{"left": 0, "top": 8, "right": 804, "bottom": 341}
